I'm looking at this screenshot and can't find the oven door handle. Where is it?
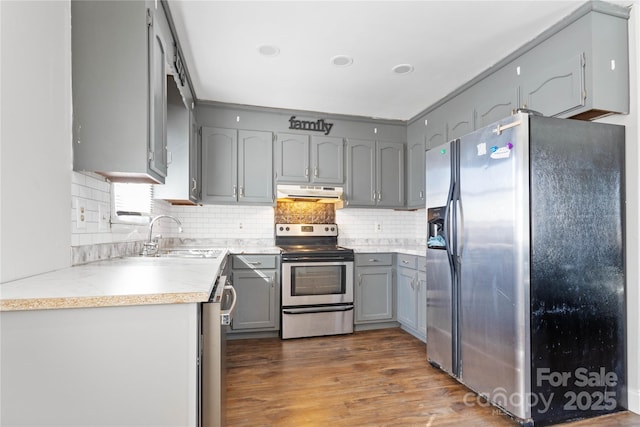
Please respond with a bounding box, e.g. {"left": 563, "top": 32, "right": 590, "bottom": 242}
{"left": 282, "top": 305, "right": 354, "bottom": 315}
{"left": 220, "top": 283, "right": 237, "bottom": 326}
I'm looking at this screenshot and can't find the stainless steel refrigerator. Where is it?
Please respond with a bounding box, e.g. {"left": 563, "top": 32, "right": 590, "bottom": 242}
{"left": 425, "top": 112, "right": 626, "bottom": 426}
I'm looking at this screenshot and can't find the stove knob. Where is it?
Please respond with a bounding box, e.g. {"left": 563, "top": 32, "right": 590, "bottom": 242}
{"left": 331, "top": 227, "right": 335, "bottom": 231}
{"left": 285, "top": 226, "right": 290, "bottom": 231}
{"left": 279, "top": 226, "right": 284, "bottom": 231}
{"left": 325, "top": 227, "right": 329, "bottom": 231}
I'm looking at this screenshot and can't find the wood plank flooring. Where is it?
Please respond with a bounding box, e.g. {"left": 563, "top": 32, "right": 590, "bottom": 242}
{"left": 226, "top": 328, "right": 640, "bottom": 426}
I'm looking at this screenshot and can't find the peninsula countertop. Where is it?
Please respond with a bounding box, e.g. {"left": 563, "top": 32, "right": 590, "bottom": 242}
{"left": 0, "top": 250, "right": 229, "bottom": 312}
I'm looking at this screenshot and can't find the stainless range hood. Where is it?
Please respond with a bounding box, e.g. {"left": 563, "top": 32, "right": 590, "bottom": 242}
{"left": 276, "top": 184, "right": 344, "bottom": 208}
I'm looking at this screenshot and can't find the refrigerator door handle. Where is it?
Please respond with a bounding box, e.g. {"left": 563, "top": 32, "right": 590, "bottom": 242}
{"left": 456, "top": 197, "right": 464, "bottom": 259}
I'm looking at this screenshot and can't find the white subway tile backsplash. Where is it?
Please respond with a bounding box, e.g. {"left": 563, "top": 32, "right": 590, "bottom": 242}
{"left": 71, "top": 171, "right": 425, "bottom": 264}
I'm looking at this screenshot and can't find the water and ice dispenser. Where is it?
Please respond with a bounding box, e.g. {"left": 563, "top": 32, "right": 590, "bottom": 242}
{"left": 427, "top": 207, "right": 446, "bottom": 249}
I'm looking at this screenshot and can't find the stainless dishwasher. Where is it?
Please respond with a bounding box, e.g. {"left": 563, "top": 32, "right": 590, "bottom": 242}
{"left": 201, "top": 264, "right": 236, "bottom": 427}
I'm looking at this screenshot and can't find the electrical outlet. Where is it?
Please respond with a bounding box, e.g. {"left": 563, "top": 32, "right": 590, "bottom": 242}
{"left": 239, "top": 222, "right": 244, "bottom": 229}
{"left": 75, "top": 198, "right": 87, "bottom": 229}
{"left": 375, "top": 222, "right": 382, "bottom": 232}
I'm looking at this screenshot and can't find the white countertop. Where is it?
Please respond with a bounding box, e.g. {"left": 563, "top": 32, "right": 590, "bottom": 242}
{"left": 349, "top": 245, "right": 426, "bottom": 257}
{"left": 0, "top": 250, "right": 228, "bottom": 312}
{"left": 0, "top": 244, "right": 426, "bottom": 312}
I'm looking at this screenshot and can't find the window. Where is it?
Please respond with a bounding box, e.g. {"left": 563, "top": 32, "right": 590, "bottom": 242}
{"left": 112, "top": 183, "right": 153, "bottom": 224}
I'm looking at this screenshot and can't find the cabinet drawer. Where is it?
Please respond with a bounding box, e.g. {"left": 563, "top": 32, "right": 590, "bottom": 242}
{"left": 397, "top": 254, "right": 417, "bottom": 269}
{"left": 232, "top": 254, "right": 278, "bottom": 270}
{"left": 417, "top": 256, "right": 426, "bottom": 272}
{"left": 355, "top": 253, "right": 393, "bottom": 267}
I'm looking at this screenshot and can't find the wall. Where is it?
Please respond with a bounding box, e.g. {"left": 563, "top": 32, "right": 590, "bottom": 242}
{"left": 70, "top": 168, "right": 424, "bottom": 259}
{"left": 597, "top": 3, "right": 639, "bottom": 414}
{"left": 0, "top": 0, "right": 72, "bottom": 282}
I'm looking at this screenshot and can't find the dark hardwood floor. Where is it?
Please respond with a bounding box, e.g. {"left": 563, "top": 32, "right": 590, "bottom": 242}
{"left": 226, "top": 328, "right": 640, "bottom": 426}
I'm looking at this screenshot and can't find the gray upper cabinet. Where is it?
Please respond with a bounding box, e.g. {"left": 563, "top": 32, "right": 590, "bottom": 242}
{"left": 515, "top": 9, "right": 629, "bottom": 120}
{"left": 311, "top": 136, "right": 344, "bottom": 184}
{"left": 473, "top": 65, "right": 519, "bottom": 129}
{"left": 412, "top": 5, "right": 629, "bottom": 165}
{"left": 377, "top": 142, "right": 405, "bottom": 208}
{"left": 275, "top": 133, "right": 309, "bottom": 182}
{"left": 345, "top": 139, "right": 375, "bottom": 206}
{"left": 346, "top": 139, "right": 404, "bottom": 208}
{"left": 275, "top": 134, "right": 344, "bottom": 184}
{"left": 405, "top": 138, "right": 425, "bottom": 208}
{"left": 72, "top": 1, "right": 173, "bottom": 184}
{"left": 189, "top": 111, "right": 201, "bottom": 202}
{"left": 521, "top": 53, "right": 585, "bottom": 117}
{"left": 201, "top": 127, "right": 273, "bottom": 204}
{"left": 202, "top": 127, "right": 237, "bottom": 203}
{"left": 238, "top": 130, "right": 274, "bottom": 203}
{"left": 153, "top": 76, "right": 200, "bottom": 205}
{"left": 445, "top": 101, "right": 474, "bottom": 141}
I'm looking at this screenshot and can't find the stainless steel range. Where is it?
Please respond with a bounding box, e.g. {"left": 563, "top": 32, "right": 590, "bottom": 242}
{"left": 276, "top": 223, "right": 354, "bottom": 339}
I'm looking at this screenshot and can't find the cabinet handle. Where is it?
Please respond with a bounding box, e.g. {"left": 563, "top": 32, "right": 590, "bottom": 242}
{"left": 314, "top": 167, "right": 319, "bottom": 177}
{"left": 402, "top": 260, "right": 410, "bottom": 264}
{"left": 305, "top": 168, "right": 309, "bottom": 177}
{"left": 239, "top": 186, "right": 245, "bottom": 197}
{"left": 358, "top": 274, "right": 362, "bottom": 286}
{"left": 233, "top": 185, "right": 237, "bottom": 197}
{"left": 167, "top": 150, "right": 172, "bottom": 165}
{"left": 249, "top": 261, "right": 262, "bottom": 266}
{"left": 419, "top": 190, "right": 424, "bottom": 199}
{"left": 377, "top": 192, "right": 382, "bottom": 201}
{"left": 191, "top": 178, "right": 197, "bottom": 192}
{"left": 368, "top": 259, "right": 378, "bottom": 263}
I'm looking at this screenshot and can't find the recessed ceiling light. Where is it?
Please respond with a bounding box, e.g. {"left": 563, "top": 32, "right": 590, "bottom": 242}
{"left": 392, "top": 64, "right": 414, "bottom": 75}
{"left": 257, "top": 44, "right": 280, "bottom": 57}
{"left": 331, "top": 55, "right": 353, "bottom": 68}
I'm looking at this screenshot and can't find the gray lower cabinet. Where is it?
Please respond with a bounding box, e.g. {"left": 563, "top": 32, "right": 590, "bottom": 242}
{"left": 354, "top": 254, "right": 395, "bottom": 324}
{"left": 417, "top": 256, "right": 427, "bottom": 340}
{"left": 229, "top": 255, "right": 280, "bottom": 332}
{"left": 275, "top": 133, "right": 344, "bottom": 184}
{"left": 346, "top": 140, "right": 404, "bottom": 208}
{"left": 396, "top": 254, "right": 426, "bottom": 342}
{"left": 201, "top": 127, "right": 273, "bottom": 204}
{"left": 72, "top": 0, "right": 174, "bottom": 184}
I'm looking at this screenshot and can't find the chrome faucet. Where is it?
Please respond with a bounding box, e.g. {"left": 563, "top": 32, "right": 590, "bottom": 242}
{"left": 142, "top": 215, "right": 183, "bottom": 256}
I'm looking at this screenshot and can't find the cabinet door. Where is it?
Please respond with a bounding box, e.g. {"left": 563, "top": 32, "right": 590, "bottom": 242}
{"left": 355, "top": 267, "right": 394, "bottom": 323}
{"left": 406, "top": 139, "right": 426, "bottom": 208}
{"left": 148, "top": 7, "right": 169, "bottom": 179}
{"left": 377, "top": 141, "right": 404, "bottom": 207}
{"left": 275, "top": 133, "right": 310, "bottom": 182}
{"left": 446, "top": 107, "right": 474, "bottom": 140}
{"left": 397, "top": 267, "right": 417, "bottom": 329}
{"left": 231, "top": 270, "right": 278, "bottom": 330}
{"left": 425, "top": 120, "right": 446, "bottom": 151}
{"left": 238, "top": 130, "right": 273, "bottom": 203}
{"left": 418, "top": 269, "right": 427, "bottom": 341}
{"left": 201, "top": 127, "right": 237, "bottom": 203}
{"left": 346, "top": 139, "right": 376, "bottom": 206}
{"left": 521, "top": 53, "right": 585, "bottom": 117}
{"left": 311, "top": 136, "right": 344, "bottom": 184}
{"left": 189, "top": 111, "right": 201, "bottom": 202}
{"left": 475, "top": 86, "right": 519, "bottom": 129}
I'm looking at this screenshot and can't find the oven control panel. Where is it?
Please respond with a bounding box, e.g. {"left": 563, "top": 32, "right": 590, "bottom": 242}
{"left": 275, "top": 223, "right": 338, "bottom": 237}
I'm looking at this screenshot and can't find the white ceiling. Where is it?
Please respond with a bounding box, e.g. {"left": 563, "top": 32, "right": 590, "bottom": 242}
{"left": 167, "top": 1, "right": 603, "bottom": 121}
